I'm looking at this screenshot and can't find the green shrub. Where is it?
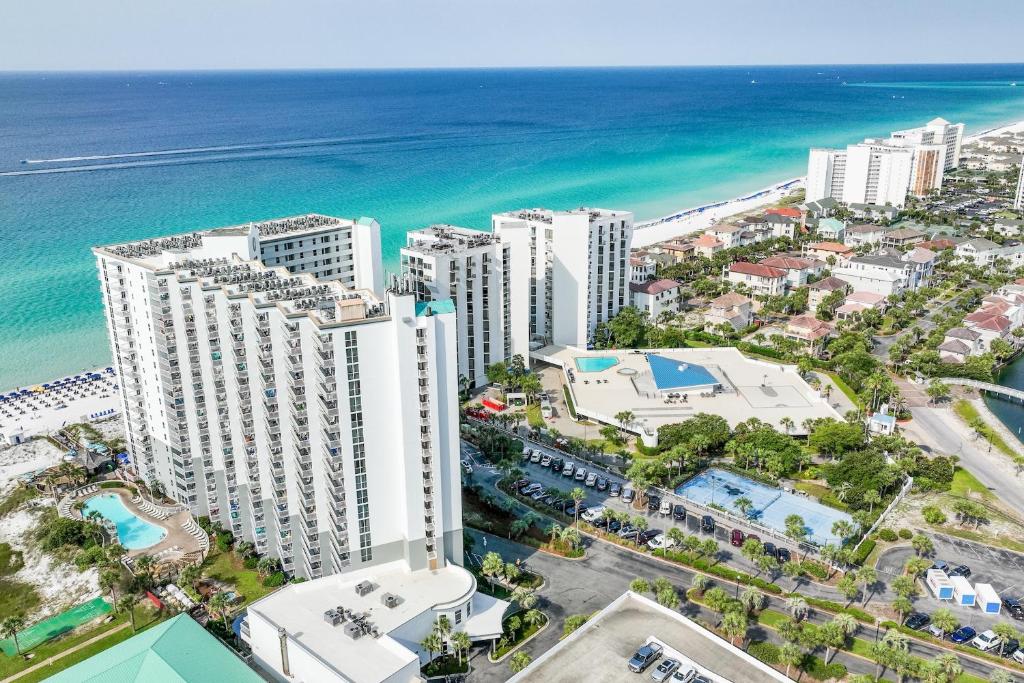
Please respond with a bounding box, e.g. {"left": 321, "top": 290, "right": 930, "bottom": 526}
{"left": 747, "top": 641, "right": 780, "bottom": 664}
{"left": 922, "top": 505, "right": 947, "bottom": 525}
{"left": 851, "top": 539, "right": 875, "bottom": 566}
{"left": 263, "top": 571, "right": 286, "bottom": 587}
{"left": 801, "top": 654, "right": 847, "bottom": 681}
{"left": 243, "top": 557, "right": 258, "bottom": 569}
{"left": 898, "top": 528, "right": 913, "bottom": 540}
{"left": 800, "top": 560, "right": 828, "bottom": 580}
{"left": 877, "top": 528, "right": 898, "bottom": 542}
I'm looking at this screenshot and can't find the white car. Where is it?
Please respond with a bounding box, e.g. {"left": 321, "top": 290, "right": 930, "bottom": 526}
{"left": 585, "top": 472, "right": 598, "bottom": 487}
{"left": 972, "top": 630, "right": 1001, "bottom": 652}
{"left": 670, "top": 664, "right": 697, "bottom": 682}
{"left": 575, "top": 468, "right": 587, "bottom": 481}
{"left": 540, "top": 454, "right": 552, "bottom": 467}
{"left": 529, "top": 450, "right": 542, "bottom": 463}
{"left": 582, "top": 505, "right": 605, "bottom": 523}
{"left": 659, "top": 499, "right": 672, "bottom": 516}
{"left": 1013, "top": 648, "right": 1024, "bottom": 665}
{"left": 562, "top": 463, "right": 575, "bottom": 477}
{"left": 647, "top": 534, "right": 677, "bottom": 551}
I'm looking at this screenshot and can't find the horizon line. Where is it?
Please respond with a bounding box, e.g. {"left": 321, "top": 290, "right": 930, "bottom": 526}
{"left": 3, "top": 60, "right": 1024, "bottom": 74}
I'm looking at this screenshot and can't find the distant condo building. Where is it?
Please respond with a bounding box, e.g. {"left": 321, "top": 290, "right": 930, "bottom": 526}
{"left": 806, "top": 118, "right": 964, "bottom": 208}
{"left": 93, "top": 215, "right": 462, "bottom": 581}
{"left": 492, "top": 208, "right": 633, "bottom": 348}
{"left": 1015, "top": 162, "right": 1024, "bottom": 210}
{"left": 400, "top": 225, "right": 527, "bottom": 389}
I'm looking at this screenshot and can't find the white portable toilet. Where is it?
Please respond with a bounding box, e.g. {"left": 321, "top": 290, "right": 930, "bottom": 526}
{"left": 975, "top": 583, "right": 1001, "bottom": 614}
{"left": 926, "top": 569, "right": 954, "bottom": 600}
{"left": 950, "top": 575, "right": 976, "bottom": 606}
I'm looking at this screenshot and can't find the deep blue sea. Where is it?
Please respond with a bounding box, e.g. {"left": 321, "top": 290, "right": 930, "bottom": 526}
{"left": 2, "top": 65, "right": 1024, "bottom": 389}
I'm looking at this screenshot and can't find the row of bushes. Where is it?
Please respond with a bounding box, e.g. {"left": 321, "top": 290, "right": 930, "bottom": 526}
{"left": 746, "top": 641, "right": 847, "bottom": 681}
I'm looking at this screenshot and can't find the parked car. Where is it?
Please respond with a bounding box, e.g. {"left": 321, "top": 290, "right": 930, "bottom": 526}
{"left": 948, "top": 564, "right": 971, "bottom": 578}
{"left": 972, "top": 630, "right": 1002, "bottom": 652}
{"left": 575, "top": 468, "right": 587, "bottom": 481}
{"left": 597, "top": 477, "right": 609, "bottom": 491}
{"left": 582, "top": 506, "right": 605, "bottom": 523}
{"left": 1013, "top": 648, "right": 1024, "bottom": 665}
{"left": 639, "top": 528, "right": 662, "bottom": 544}
{"left": 670, "top": 665, "right": 697, "bottom": 682}
{"left": 931, "top": 560, "right": 950, "bottom": 573}
{"left": 701, "top": 515, "right": 715, "bottom": 534}
{"left": 539, "top": 494, "right": 554, "bottom": 506}
{"left": 730, "top": 529, "right": 745, "bottom": 547}
{"left": 521, "top": 447, "right": 531, "bottom": 460}
{"left": 552, "top": 458, "right": 564, "bottom": 473}
{"left": 513, "top": 479, "right": 529, "bottom": 491}
{"left": 657, "top": 499, "right": 671, "bottom": 516}
{"left": 530, "top": 450, "right": 542, "bottom": 463}
{"left": 622, "top": 488, "right": 635, "bottom": 503}
{"left": 562, "top": 463, "right": 575, "bottom": 478}
{"left": 531, "top": 489, "right": 546, "bottom": 501}
{"left": 1003, "top": 597, "right": 1024, "bottom": 620}
{"left": 905, "top": 612, "right": 931, "bottom": 630}
{"left": 651, "top": 658, "right": 680, "bottom": 682}
{"left": 776, "top": 547, "right": 792, "bottom": 563}
{"left": 585, "top": 473, "right": 598, "bottom": 487}
{"left": 762, "top": 542, "right": 776, "bottom": 557}
{"left": 461, "top": 459, "right": 473, "bottom": 474}
{"left": 926, "top": 622, "right": 949, "bottom": 639}
{"left": 540, "top": 454, "right": 552, "bottom": 467}
{"left": 608, "top": 519, "right": 622, "bottom": 533}
{"left": 627, "top": 642, "right": 663, "bottom": 673}
{"left": 950, "top": 626, "right": 977, "bottom": 644}
{"left": 521, "top": 483, "right": 542, "bottom": 495}
{"left": 672, "top": 504, "right": 686, "bottom": 521}
{"left": 1001, "top": 638, "right": 1019, "bottom": 657}
{"left": 592, "top": 516, "right": 609, "bottom": 529}
{"left": 609, "top": 482, "right": 622, "bottom": 497}
{"left": 648, "top": 495, "right": 662, "bottom": 512}
{"left": 618, "top": 525, "right": 637, "bottom": 539}
{"left": 648, "top": 534, "right": 677, "bottom": 551}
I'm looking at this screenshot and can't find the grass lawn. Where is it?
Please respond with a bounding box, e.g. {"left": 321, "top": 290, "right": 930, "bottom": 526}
{"left": 0, "top": 578, "right": 42, "bottom": 623}
{"left": 953, "top": 400, "right": 1019, "bottom": 460}
{"left": 950, "top": 467, "right": 994, "bottom": 501}
{"left": 822, "top": 371, "right": 861, "bottom": 407}
{"left": 0, "top": 604, "right": 163, "bottom": 681}
{"left": 756, "top": 609, "right": 789, "bottom": 628}
{"left": 0, "top": 488, "right": 38, "bottom": 518}
{"left": 201, "top": 549, "right": 274, "bottom": 606}
{"left": 525, "top": 405, "right": 545, "bottom": 428}
{"left": 792, "top": 482, "right": 849, "bottom": 511}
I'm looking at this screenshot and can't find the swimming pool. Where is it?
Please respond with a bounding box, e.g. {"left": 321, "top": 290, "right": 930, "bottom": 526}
{"left": 646, "top": 354, "right": 719, "bottom": 391}
{"left": 574, "top": 356, "right": 618, "bottom": 373}
{"left": 82, "top": 494, "right": 167, "bottom": 550}
{"left": 675, "top": 468, "right": 852, "bottom": 546}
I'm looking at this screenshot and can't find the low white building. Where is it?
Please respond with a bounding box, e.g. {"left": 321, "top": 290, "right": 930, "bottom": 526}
{"left": 629, "top": 255, "right": 658, "bottom": 283}
{"left": 832, "top": 248, "right": 935, "bottom": 297}
{"left": 244, "top": 559, "right": 508, "bottom": 683}
{"left": 630, "top": 278, "right": 683, "bottom": 320}
{"left": 956, "top": 238, "right": 1024, "bottom": 268}
{"left": 843, "top": 224, "right": 889, "bottom": 248}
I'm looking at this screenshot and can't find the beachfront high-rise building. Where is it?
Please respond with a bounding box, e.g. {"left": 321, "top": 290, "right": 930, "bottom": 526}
{"left": 400, "top": 225, "right": 527, "bottom": 389}
{"left": 806, "top": 118, "right": 964, "bottom": 208}
{"left": 1015, "top": 163, "right": 1024, "bottom": 210}
{"left": 93, "top": 215, "right": 462, "bottom": 580}
{"left": 492, "top": 208, "right": 633, "bottom": 348}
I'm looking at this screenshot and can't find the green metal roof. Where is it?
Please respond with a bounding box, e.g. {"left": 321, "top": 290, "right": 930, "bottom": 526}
{"left": 415, "top": 299, "right": 456, "bottom": 316}
{"left": 47, "top": 614, "right": 262, "bottom": 683}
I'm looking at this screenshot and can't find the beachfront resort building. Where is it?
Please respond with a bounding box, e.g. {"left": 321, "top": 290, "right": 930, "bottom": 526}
{"left": 1015, "top": 162, "right": 1024, "bottom": 210}
{"left": 243, "top": 558, "right": 507, "bottom": 683}
{"left": 93, "top": 216, "right": 464, "bottom": 581}
{"left": 806, "top": 118, "right": 964, "bottom": 208}
{"left": 492, "top": 207, "right": 633, "bottom": 348}
{"left": 400, "top": 225, "right": 526, "bottom": 389}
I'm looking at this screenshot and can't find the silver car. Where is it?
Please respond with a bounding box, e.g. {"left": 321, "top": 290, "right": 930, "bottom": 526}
{"left": 651, "top": 658, "right": 680, "bottom": 682}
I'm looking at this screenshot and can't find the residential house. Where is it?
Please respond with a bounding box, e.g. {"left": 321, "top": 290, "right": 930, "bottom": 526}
{"left": 630, "top": 278, "right": 683, "bottom": 320}
{"left": 806, "top": 276, "right": 851, "bottom": 310}
{"left": 629, "top": 255, "right": 658, "bottom": 283}
{"left": 994, "top": 219, "right": 1024, "bottom": 237}
{"left": 765, "top": 207, "right": 803, "bottom": 220}
{"left": 955, "top": 238, "right": 1024, "bottom": 268}
{"left": 802, "top": 197, "right": 839, "bottom": 219}
{"left": 691, "top": 234, "right": 725, "bottom": 258}
{"left": 784, "top": 315, "right": 832, "bottom": 354}
{"left": 704, "top": 293, "right": 753, "bottom": 332}
{"left": 706, "top": 224, "right": 748, "bottom": 248}
{"left": 816, "top": 217, "right": 846, "bottom": 241}
{"left": 652, "top": 240, "right": 695, "bottom": 264}
{"left": 938, "top": 327, "right": 983, "bottom": 363}
{"left": 843, "top": 224, "right": 889, "bottom": 248}
{"left": 764, "top": 213, "right": 798, "bottom": 239}
{"left": 881, "top": 227, "right": 926, "bottom": 249}
{"left": 726, "top": 262, "right": 787, "bottom": 297}
{"left": 964, "top": 310, "right": 1013, "bottom": 350}
{"left": 849, "top": 203, "right": 899, "bottom": 221}
{"left": 918, "top": 237, "right": 962, "bottom": 251}
{"left": 759, "top": 256, "right": 824, "bottom": 288}
{"left": 832, "top": 247, "right": 935, "bottom": 297}
{"left": 804, "top": 241, "right": 854, "bottom": 262}
{"left": 835, "top": 291, "right": 888, "bottom": 320}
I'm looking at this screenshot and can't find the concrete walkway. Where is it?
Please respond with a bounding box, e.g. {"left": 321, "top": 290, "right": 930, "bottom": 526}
{"left": 0, "top": 622, "right": 130, "bottom": 683}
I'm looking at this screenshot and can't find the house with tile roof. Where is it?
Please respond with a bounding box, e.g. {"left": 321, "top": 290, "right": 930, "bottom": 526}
{"left": 630, "top": 278, "right": 683, "bottom": 319}
{"left": 806, "top": 276, "right": 851, "bottom": 310}
{"left": 704, "top": 293, "right": 753, "bottom": 332}
{"left": 803, "top": 241, "right": 854, "bottom": 261}
{"left": 726, "top": 262, "right": 787, "bottom": 296}
{"left": 843, "top": 224, "right": 889, "bottom": 248}
{"left": 691, "top": 233, "right": 724, "bottom": 258}
{"left": 784, "top": 315, "right": 832, "bottom": 355}
{"left": 759, "top": 255, "right": 824, "bottom": 288}
{"left": 881, "top": 227, "right": 927, "bottom": 249}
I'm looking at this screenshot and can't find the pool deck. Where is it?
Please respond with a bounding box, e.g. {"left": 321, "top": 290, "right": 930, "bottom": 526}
{"left": 72, "top": 487, "right": 201, "bottom": 561}
{"left": 533, "top": 345, "right": 842, "bottom": 445}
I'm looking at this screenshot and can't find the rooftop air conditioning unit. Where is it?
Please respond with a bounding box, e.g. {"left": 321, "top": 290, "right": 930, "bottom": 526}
{"left": 323, "top": 609, "right": 342, "bottom": 626}
{"left": 354, "top": 581, "right": 374, "bottom": 597}
{"left": 343, "top": 622, "right": 362, "bottom": 640}
{"left": 381, "top": 593, "right": 400, "bottom": 608}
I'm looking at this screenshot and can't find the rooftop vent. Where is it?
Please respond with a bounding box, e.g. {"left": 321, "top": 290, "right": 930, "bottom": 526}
{"left": 354, "top": 581, "right": 374, "bottom": 597}
{"left": 323, "top": 609, "right": 342, "bottom": 626}
{"left": 342, "top": 622, "right": 363, "bottom": 640}
{"left": 381, "top": 593, "right": 400, "bottom": 609}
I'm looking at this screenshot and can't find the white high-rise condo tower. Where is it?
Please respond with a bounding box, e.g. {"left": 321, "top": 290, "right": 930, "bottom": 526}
{"left": 93, "top": 215, "right": 462, "bottom": 580}
{"left": 805, "top": 118, "right": 964, "bottom": 208}
{"left": 492, "top": 208, "right": 633, "bottom": 348}
{"left": 400, "top": 225, "right": 528, "bottom": 389}
{"left": 1015, "top": 163, "right": 1023, "bottom": 211}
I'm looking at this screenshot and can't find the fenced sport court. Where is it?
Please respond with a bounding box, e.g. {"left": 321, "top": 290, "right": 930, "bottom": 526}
{"left": 676, "top": 468, "right": 852, "bottom": 546}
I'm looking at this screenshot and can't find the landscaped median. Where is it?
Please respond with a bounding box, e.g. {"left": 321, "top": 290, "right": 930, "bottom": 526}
{"left": 488, "top": 610, "right": 549, "bottom": 662}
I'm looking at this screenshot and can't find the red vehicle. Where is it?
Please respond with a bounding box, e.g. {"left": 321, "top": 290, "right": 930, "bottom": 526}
{"left": 730, "top": 529, "right": 745, "bottom": 547}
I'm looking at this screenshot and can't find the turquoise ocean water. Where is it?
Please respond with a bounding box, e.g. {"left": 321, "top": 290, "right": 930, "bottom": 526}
{"left": 1, "top": 65, "right": 1023, "bottom": 390}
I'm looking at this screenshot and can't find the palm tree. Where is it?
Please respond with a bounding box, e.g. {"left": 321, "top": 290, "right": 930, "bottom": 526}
{"left": 1, "top": 616, "right": 26, "bottom": 656}
{"left": 862, "top": 490, "right": 881, "bottom": 513}
{"left": 508, "top": 651, "right": 532, "bottom": 674}
{"left": 857, "top": 567, "right": 877, "bottom": 606}
{"left": 934, "top": 653, "right": 962, "bottom": 682}
{"left": 481, "top": 551, "right": 504, "bottom": 590}
{"left": 779, "top": 416, "right": 795, "bottom": 434}
{"left": 100, "top": 569, "right": 121, "bottom": 605}
{"left": 450, "top": 630, "right": 471, "bottom": 666}
{"left": 834, "top": 482, "right": 853, "bottom": 504}
{"left": 569, "top": 488, "right": 586, "bottom": 527}
{"left": 780, "top": 641, "right": 803, "bottom": 679}
{"left": 787, "top": 596, "right": 808, "bottom": 621}
{"left": 732, "top": 496, "right": 753, "bottom": 518}
{"left": 523, "top": 608, "right": 545, "bottom": 630}
{"left": 420, "top": 630, "right": 443, "bottom": 664}
{"left": 739, "top": 586, "right": 765, "bottom": 614}
{"left": 209, "top": 592, "right": 231, "bottom": 631}
{"left": 721, "top": 610, "right": 748, "bottom": 646}
{"left": 930, "top": 608, "right": 958, "bottom": 640}
{"left": 690, "top": 574, "right": 709, "bottom": 596}
{"left": 117, "top": 596, "right": 138, "bottom": 633}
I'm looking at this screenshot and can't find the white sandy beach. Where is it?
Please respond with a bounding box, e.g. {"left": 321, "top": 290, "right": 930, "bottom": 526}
{"left": 0, "top": 368, "right": 121, "bottom": 446}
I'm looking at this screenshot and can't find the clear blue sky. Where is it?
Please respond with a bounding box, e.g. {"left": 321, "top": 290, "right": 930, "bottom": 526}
{"left": 5, "top": 0, "right": 1023, "bottom": 70}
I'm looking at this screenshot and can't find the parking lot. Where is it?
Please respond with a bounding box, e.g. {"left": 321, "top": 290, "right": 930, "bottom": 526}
{"left": 503, "top": 444, "right": 807, "bottom": 574}
{"left": 876, "top": 533, "right": 1024, "bottom": 632}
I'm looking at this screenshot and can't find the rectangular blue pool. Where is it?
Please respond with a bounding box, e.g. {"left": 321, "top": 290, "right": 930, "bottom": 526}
{"left": 574, "top": 356, "right": 618, "bottom": 373}
{"left": 675, "top": 468, "right": 852, "bottom": 546}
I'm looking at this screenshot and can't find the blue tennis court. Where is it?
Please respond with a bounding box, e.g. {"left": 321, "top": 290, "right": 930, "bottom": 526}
{"left": 675, "top": 468, "right": 852, "bottom": 546}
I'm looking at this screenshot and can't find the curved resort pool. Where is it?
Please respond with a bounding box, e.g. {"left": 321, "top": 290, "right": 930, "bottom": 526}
{"left": 574, "top": 356, "right": 618, "bottom": 373}
{"left": 82, "top": 494, "right": 167, "bottom": 550}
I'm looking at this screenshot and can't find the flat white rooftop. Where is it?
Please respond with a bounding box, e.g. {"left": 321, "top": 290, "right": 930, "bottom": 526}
{"left": 508, "top": 592, "right": 787, "bottom": 682}
{"left": 497, "top": 207, "right": 631, "bottom": 224}
{"left": 247, "top": 560, "right": 504, "bottom": 682}
{"left": 536, "top": 346, "right": 841, "bottom": 440}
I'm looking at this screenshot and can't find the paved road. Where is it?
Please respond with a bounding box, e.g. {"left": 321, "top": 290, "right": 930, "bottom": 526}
{"left": 908, "top": 405, "right": 1024, "bottom": 518}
